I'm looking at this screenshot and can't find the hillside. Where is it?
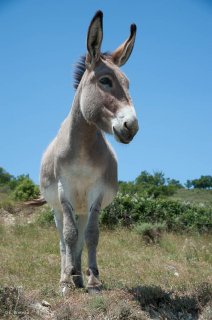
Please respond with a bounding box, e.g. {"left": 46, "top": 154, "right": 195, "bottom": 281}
{"left": 0, "top": 218, "right": 211, "bottom": 319}
{"left": 0, "top": 169, "right": 211, "bottom": 319}
{"left": 169, "top": 189, "right": 212, "bottom": 207}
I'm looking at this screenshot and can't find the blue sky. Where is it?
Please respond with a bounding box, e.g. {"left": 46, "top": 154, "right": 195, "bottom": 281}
{"left": 0, "top": 0, "right": 211, "bottom": 185}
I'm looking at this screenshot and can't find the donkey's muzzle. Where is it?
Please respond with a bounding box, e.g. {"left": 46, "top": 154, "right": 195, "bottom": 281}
{"left": 113, "top": 118, "right": 139, "bottom": 144}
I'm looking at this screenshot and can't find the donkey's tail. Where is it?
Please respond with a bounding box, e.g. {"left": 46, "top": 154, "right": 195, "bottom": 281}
{"left": 24, "top": 197, "right": 47, "bottom": 206}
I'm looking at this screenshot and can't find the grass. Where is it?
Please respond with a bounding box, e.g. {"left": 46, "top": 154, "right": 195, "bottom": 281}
{"left": 0, "top": 223, "right": 59, "bottom": 294}
{"left": 99, "top": 229, "right": 211, "bottom": 291}
{"left": 0, "top": 219, "right": 211, "bottom": 319}
{"left": 170, "top": 188, "right": 212, "bottom": 207}
{"left": 1, "top": 224, "right": 211, "bottom": 291}
{"left": 1, "top": 185, "right": 211, "bottom": 318}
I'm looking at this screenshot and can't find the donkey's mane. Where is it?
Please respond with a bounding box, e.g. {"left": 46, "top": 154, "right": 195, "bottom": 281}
{"left": 73, "top": 55, "right": 86, "bottom": 90}
{"left": 73, "top": 53, "right": 111, "bottom": 90}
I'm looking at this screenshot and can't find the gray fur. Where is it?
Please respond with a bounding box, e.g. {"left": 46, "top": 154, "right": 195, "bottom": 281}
{"left": 39, "top": 10, "right": 138, "bottom": 295}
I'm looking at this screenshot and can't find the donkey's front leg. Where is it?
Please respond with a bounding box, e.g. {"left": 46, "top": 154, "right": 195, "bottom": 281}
{"left": 85, "top": 195, "right": 103, "bottom": 293}
{"left": 60, "top": 197, "right": 78, "bottom": 295}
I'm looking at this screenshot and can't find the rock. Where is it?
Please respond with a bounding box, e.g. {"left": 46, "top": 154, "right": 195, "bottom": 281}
{"left": 29, "top": 302, "right": 52, "bottom": 318}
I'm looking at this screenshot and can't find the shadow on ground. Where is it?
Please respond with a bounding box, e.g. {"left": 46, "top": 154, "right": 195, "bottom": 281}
{"left": 129, "top": 282, "right": 212, "bottom": 320}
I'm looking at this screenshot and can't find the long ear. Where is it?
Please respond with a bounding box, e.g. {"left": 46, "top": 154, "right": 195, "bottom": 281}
{"left": 112, "top": 24, "right": 137, "bottom": 67}
{"left": 86, "top": 10, "right": 103, "bottom": 69}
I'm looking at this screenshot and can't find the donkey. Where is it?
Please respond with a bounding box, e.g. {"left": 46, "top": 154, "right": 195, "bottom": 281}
{"left": 39, "top": 11, "right": 138, "bottom": 295}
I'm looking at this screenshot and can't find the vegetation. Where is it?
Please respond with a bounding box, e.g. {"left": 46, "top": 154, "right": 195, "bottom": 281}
{"left": 0, "top": 167, "right": 13, "bottom": 186}
{"left": 0, "top": 167, "right": 39, "bottom": 201}
{"left": 0, "top": 167, "right": 211, "bottom": 318}
{"left": 100, "top": 193, "right": 212, "bottom": 232}
{"left": 13, "top": 177, "right": 39, "bottom": 201}
{"left": 170, "top": 188, "right": 212, "bottom": 207}
{"left": 119, "top": 171, "right": 212, "bottom": 198}
{"left": 0, "top": 167, "right": 211, "bottom": 233}
{"left": 104, "top": 171, "right": 212, "bottom": 233}
{"left": 185, "top": 175, "right": 212, "bottom": 189}
{"left": 1, "top": 166, "right": 211, "bottom": 202}
{"left": 0, "top": 222, "right": 211, "bottom": 319}
{"left": 134, "top": 222, "right": 166, "bottom": 244}
{"left": 119, "top": 170, "right": 183, "bottom": 198}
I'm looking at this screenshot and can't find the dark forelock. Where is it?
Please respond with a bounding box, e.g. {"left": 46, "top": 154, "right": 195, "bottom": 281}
{"left": 73, "top": 53, "right": 111, "bottom": 90}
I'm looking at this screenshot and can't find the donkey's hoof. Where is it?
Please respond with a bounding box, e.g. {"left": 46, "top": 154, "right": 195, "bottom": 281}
{"left": 86, "top": 268, "right": 102, "bottom": 294}
{"left": 87, "top": 285, "right": 102, "bottom": 295}
{"left": 60, "top": 282, "right": 75, "bottom": 297}
{"left": 72, "top": 274, "right": 84, "bottom": 288}
{"left": 61, "top": 286, "right": 71, "bottom": 297}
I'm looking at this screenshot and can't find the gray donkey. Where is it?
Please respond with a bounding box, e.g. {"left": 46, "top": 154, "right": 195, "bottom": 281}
{"left": 37, "top": 11, "right": 138, "bottom": 295}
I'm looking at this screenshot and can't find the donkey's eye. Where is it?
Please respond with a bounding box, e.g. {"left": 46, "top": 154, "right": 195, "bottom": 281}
{"left": 99, "top": 77, "right": 113, "bottom": 88}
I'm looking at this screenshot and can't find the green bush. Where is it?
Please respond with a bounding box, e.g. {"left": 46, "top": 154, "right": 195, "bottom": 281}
{"left": 100, "top": 193, "right": 212, "bottom": 232}
{"left": 134, "top": 222, "right": 166, "bottom": 244}
{"left": 132, "top": 171, "right": 183, "bottom": 198}
{"left": 36, "top": 209, "right": 54, "bottom": 226}
{"left": 13, "top": 177, "right": 39, "bottom": 201}
{"left": 0, "top": 167, "right": 14, "bottom": 185}
{"left": 118, "top": 178, "right": 178, "bottom": 198}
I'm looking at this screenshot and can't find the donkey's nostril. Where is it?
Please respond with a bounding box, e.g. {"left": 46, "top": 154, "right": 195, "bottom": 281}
{"left": 124, "top": 121, "right": 129, "bottom": 131}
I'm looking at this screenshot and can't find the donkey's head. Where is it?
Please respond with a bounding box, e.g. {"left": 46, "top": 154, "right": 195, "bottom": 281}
{"left": 78, "top": 11, "right": 139, "bottom": 144}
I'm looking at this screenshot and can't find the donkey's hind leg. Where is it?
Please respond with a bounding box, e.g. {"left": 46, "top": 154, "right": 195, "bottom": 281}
{"left": 85, "top": 196, "right": 103, "bottom": 293}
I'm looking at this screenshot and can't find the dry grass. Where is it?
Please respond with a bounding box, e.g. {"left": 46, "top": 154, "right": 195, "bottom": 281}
{"left": 0, "top": 217, "right": 211, "bottom": 319}
{"left": 98, "top": 229, "right": 211, "bottom": 291}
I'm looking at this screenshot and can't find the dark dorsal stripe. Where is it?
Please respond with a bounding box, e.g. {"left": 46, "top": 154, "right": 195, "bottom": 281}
{"left": 73, "top": 53, "right": 111, "bottom": 90}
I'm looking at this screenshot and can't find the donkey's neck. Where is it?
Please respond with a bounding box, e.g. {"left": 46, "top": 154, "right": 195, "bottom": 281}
{"left": 67, "top": 91, "right": 102, "bottom": 154}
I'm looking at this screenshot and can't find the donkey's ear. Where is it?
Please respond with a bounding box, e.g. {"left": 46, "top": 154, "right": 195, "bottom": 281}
{"left": 86, "top": 10, "right": 103, "bottom": 69}
{"left": 112, "top": 24, "right": 137, "bottom": 67}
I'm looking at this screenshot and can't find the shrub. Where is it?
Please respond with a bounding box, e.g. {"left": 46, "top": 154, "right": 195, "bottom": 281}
{"left": 100, "top": 193, "right": 212, "bottom": 232}
{"left": 134, "top": 222, "right": 166, "bottom": 243}
{"left": 13, "top": 177, "right": 39, "bottom": 201}
{"left": 100, "top": 193, "right": 140, "bottom": 227}
{"left": 0, "top": 199, "right": 15, "bottom": 213}
{"left": 0, "top": 167, "right": 14, "bottom": 185}
{"left": 36, "top": 209, "right": 54, "bottom": 226}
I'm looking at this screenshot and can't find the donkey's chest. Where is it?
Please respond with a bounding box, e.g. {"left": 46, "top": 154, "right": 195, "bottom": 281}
{"left": 60, "top": 161, "right": 105, "bottom": 209}
{"left": 67, "top": 162, "right": 102, "bottom": 185}
{"left": 57, "top": 142, "right": 117, "bottom": 212}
